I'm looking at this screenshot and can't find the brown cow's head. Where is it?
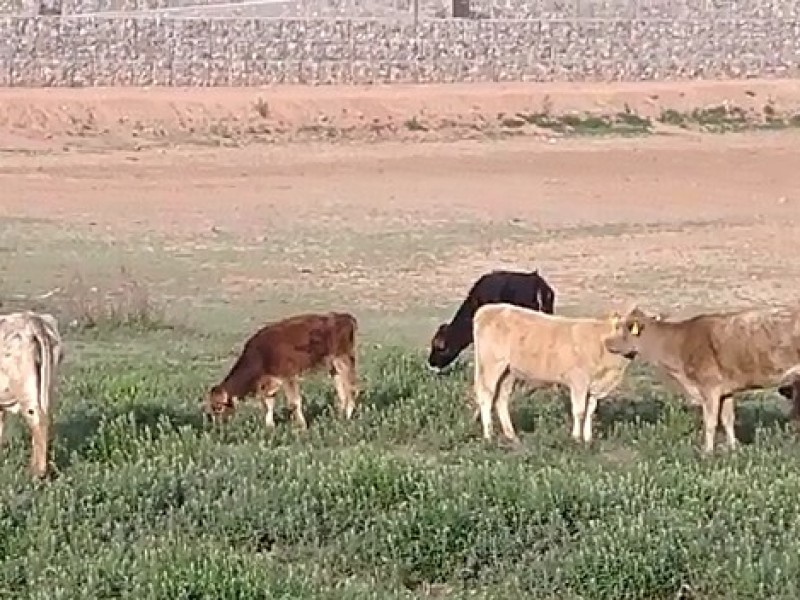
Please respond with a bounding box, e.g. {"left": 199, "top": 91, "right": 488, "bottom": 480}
{"left": 777, "top": 367, "right": 800, "bottom": 425}
{"left": 203, "top": 385, "right": 236, "bottom": 424}
{"left": 427, "top": 323, "right": 460, "bottom": 371}
{"left": 604, "top": 306, "right": 654, "bottom": 359}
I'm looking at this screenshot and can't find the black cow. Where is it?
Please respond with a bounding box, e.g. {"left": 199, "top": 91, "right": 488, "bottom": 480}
{"left": 427, "top": 269, "right": 556, "bottom": 371}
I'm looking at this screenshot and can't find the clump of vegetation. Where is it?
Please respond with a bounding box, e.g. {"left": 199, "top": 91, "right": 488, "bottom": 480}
{"left": 657, "top": 103, "right": 800, "bottom": 133}
{"left": 405, "top": 116, "right": 428, "bottom": 132}
{"left": 689, "top": 104, "right": 750, "bottom": 132}
{"left": 58, "top": 266, "right": 172, "bottom": 332}
{"left": 253, "top": 96, "right": 270, "bottom": 119}
{"left": 512, "top": 110, "right": 652, "bottom": 137}
{"left": 659, "top": 108, "right": 687, "bottom": 127}
{"left": 1, "top": 336, "right": 799, "bottom": 598}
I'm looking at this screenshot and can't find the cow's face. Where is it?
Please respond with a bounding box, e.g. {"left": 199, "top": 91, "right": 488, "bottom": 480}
{"left": 203, "top": 385, "right": 235, "bottom": 423}
{"left": 777, "top": 369, "right": 800, "bottom": 423}
{"left": 427, "top": 324, "right": 458, "bottom": 371}
{"left": 604, "top": 308, "right": 650, "bottom": 359}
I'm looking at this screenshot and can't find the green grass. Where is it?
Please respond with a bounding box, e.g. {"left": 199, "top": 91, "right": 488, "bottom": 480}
{"left": 658, "top": 104, "right": 800, "bottom": 133}
{"left": 512, "top": 111, "right": 653, "bottom": 137}
{"left": 2, "top": 323, "right": 800, "bottom": 599}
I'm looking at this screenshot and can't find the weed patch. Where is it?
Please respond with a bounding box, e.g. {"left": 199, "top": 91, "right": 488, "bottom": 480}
{"left": 512, "top": 111, "right": 652, "bottom": 137}
{"left": 55, "top": 266, "right": 176, "bottom": 333}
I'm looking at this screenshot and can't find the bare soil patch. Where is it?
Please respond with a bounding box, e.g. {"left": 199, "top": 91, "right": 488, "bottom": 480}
{"left": 1, "top": 82, "right": 799, "bottom": 341}
{"left": 2, "top": 79, "right": 800, "bottom": 151}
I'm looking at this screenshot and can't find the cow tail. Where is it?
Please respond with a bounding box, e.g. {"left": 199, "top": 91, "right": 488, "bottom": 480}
{"left": 33, "top": 331, "right": 53, "bottom": 416}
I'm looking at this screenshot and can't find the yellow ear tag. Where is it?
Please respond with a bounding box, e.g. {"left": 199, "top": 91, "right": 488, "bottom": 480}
{"left": 630, "top": 322, "right": 640, "bottom": 336}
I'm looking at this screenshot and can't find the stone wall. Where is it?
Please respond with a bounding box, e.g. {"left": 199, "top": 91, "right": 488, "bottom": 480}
{"left": 1, "top": 12, "right": 799, "bottom": 86}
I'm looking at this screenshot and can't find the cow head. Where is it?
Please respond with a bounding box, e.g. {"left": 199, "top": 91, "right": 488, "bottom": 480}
{"left": 203, "top": 385, "right": 236, "bottom": 423}
{"left": 427, "top": 323, "right": 459, "bottom": 371}
{"left": 777, "top": 367, "right": 800, "bottom": 424}
{"left": 604, "top": 306, "right": 653, "bottom": 359}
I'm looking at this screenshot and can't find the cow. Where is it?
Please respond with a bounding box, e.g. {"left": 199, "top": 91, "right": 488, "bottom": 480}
{"left": 428, "top": 269, "right": 556, "bottom": 372}
{"left": 603, "top": 305, "right": 800, "bottom": 454}
{"left": 204, "top": 311, "right": 359, "bottom": 430}
{"left": 471, "top": 303, "right": 631, "bottom": 445}
{"left": 0, "top": 311, "right": 63, "bottom": 478}
{"left": 777, "top": 365, "right": 800, "bottom": 425}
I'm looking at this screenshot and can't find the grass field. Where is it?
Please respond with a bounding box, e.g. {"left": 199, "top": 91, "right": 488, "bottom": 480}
{"left": 2, "top": 82, "right": 800, "bottom": 599}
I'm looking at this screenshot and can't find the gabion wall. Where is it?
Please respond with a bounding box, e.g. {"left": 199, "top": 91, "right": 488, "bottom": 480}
{"left": 1, "top": 13, "right": 799, "bottom": 86}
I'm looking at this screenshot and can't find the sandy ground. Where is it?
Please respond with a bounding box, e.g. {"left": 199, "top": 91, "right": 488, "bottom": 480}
{"left": 2, "top": 79, "right": 800, "bottom": 150}
{"left": 1, "top": 81, "right": 800, "bottom": 339}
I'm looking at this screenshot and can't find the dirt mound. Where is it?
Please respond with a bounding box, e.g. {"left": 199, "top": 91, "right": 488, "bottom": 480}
{"left": 1, "top": 80, "right": 800, "bottom": 152}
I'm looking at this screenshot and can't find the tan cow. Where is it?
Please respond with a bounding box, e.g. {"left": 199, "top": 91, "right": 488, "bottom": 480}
{"left": 604, "top": 305, "right": 800, "bottom": 454}
{"left": 471, "top": 303, "right": 632, "bottom": 445}
{"left": 0, "top": 311, "right": 63, "bottom": 478}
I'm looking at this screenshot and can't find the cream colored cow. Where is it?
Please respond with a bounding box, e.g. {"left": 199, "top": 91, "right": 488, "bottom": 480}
{"left": 0, "top": 311, "right": 63, "bottom": 478}
{"left": 471, "top": 303, "right": 631, "bottom": 445}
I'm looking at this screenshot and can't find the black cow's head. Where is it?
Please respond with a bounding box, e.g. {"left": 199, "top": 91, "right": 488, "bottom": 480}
{"left": 427, "top": 323, "right": 460, "bottom": 371}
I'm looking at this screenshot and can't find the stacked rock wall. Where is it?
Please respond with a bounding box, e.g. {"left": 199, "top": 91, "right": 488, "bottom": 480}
{"left": 1, "top": 1, "right": 799, "bottom": 86}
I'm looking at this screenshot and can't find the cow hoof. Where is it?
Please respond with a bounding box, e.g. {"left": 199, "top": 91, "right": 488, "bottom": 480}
{"left": 30, "top": 466, "right": 48, "bottom": 480}
{"left": 499, "top": 436, "right": 522, "bottom": 451}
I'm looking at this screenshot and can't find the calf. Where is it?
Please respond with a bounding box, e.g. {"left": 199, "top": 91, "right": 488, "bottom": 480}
{"left": 472, "top": 303, "right": 630, "bottom": 445}
{"left": 204, "top": 311, "right": 358, "bottom": 429}
{"left": 603, "top": 305, "right": 800, "bottom": 454}
{"left": 428, "top": 269, "right": 556, "bottom": 371}
{"left": 0, "top": 311, "right": 63, "bottom": 478}
{"left": 777, "top": 365, "right": 800, "bottom": 425}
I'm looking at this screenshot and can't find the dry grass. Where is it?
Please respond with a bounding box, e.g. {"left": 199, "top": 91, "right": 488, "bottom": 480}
{"left": 57, "top": 266, "right": 172, "bottom": 332}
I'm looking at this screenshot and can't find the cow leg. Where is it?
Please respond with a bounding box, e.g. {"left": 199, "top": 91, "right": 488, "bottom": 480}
{"left": 475, "top": 362, "right": 506, "bottom": 442}
{"left": 22, "top": 405, "right": 48, "bottom": 478}
{"left": 258, "top": 378, "right": 284, "bottom": 430}
{"left": 568, "top": 382, "right": 589, "bottom": 443}
{"left": 282, "top": 378, "right": 308, "bottom": 430}
{"left": 493, "top": 372, "right": 519, "bottom": 445}
{"left": 470, "top": 395, "right": 481, "bottom": 423}
{"left": 0, "top": 410, "right": 5, "bottom": 448}
{"left": 582, "top": 394, "right": 599, "bottom": 445}
{"left": 261, "top": 394, "right": 276, "bottom": 429}
{"left": 700, "top": 392, "right": 722, "bottom": 455}
{"left": 719, "top": 395, "right": 739, "bottom": 451}
{"left": 331, "top": 356, "right": 357, "bottom": 420}
{"left": 789, "top": 386, "right": 800, "bottom": 427}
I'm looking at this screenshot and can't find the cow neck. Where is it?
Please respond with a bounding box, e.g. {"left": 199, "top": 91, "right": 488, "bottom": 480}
{"left": 447, "top": 300, "right": 476, "bottom": 349}
{"left": 220, "top": 352, "right": 261, "bottom": 398}
{"left": 637, "top": 320, "right": 683, "bottom": 373}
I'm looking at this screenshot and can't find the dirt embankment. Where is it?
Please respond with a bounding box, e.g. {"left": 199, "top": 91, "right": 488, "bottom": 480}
{"left": 2, "top": 80, "right": 800, "bottom": 152}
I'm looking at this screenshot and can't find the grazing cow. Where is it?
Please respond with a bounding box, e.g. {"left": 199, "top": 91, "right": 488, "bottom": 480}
{"left": 0, "top": 311, "right": 63, "bottom": 478}
{"left": 204, "top": 312, "right": 358, "bottom": 429}
{"left": 777, "top": 365, "right": 800, "bottom": 425}
{"left": 471, "top": 303, "right": 631, "bottom": 445}
{"left": 428, "top": 269, "right": 556, "bottom": 371}
{"left": 603, "top": 305, "right": 800, "bottom": 454}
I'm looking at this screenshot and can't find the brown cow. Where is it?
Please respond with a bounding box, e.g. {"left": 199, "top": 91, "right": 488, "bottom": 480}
{"left": 604, "top": 305, "right": 800, "bottom": 454}
{"left": 777, "top": 365, "right": 800, "bottom": 425}
{"left": 204, "top": 312, "right": 358, "bottom": 429}
{"left": 472, "top": 303, "right": 631, "bottom": 445}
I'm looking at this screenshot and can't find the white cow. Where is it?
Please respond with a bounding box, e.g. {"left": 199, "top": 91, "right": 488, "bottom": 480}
{"left": 0, "top": 311, "right": 63, "bottom": 478}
